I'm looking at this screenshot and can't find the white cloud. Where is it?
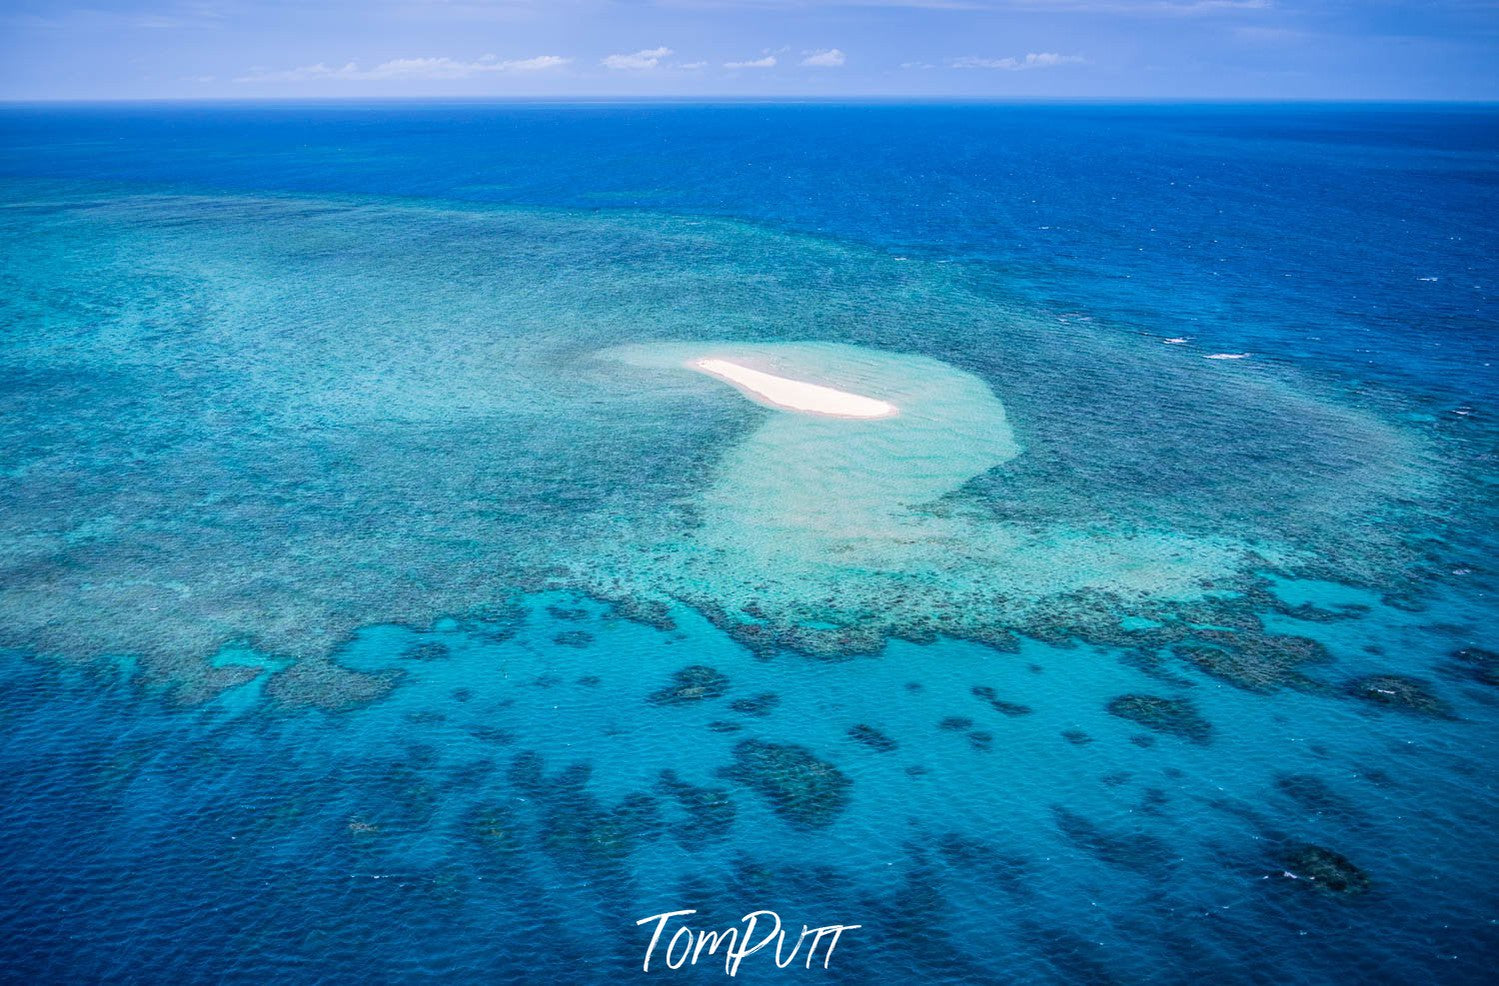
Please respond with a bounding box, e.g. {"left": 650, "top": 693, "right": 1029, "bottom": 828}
{"left": 724, "top": 55, "right": 777, "bottom": 69}
{"left": 237, "top": 55, "right": 568, "bottom": 83}
{"left": 801, "top": 48, "right": 846, "bottom": 67}
{"left": 497, "top": 55, "right": 572, "bottom": 72}
{"left": 950, "top": 52, "right": 1086, "bottom": 70}
{"left": 679, "top": 61, "right": 709, "bottom": 69}
{"left": 602, "top": 47, "right": 672, "bottom": 70}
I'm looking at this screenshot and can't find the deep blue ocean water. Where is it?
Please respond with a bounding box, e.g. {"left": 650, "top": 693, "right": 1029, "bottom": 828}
{"left": 0, "top": 102, "right": 1496, "bottom": 983}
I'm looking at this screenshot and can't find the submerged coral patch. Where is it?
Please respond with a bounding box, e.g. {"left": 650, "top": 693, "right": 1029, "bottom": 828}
{"left": 1343, "top": 674, "right": 1455, "bottom": 719}
{"left": 847, "top": 724, "right": 899, "bottom": 752}
{"left": 1106, "top": 695, "right": 1213, "bottom": 744}
{"left": 720, "top": 739, "right": 852, "bottom": 829}
{"left": 973, "top": 685, "right": 1034, "bottom": 717}
{"left": 264, "top": 661, "right": 403, "bottom": 711}
{"left": 1279, "top": 845, "right": 1372, "bottom": 896}
{"left": 1440, "top": 647, "right": 1498, "bottom": 688}
{"left": 646, "top": 665, "right": 730, "bottom": 706}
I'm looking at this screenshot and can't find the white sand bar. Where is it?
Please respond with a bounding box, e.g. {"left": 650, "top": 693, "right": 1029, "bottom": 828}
{"left": 691, "top": 358, "right": 899, "bottom": 419}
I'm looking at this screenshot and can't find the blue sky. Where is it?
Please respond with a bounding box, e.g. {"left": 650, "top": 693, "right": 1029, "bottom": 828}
{"left": 1, "top": 1, "right": 1496, "bottom": 100}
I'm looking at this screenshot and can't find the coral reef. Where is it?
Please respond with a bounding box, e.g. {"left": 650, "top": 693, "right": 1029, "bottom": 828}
{"left": 972, "top": 685, "right": 1033, "bottom": 717}
{"left": 164, "top": 664, "right": 264, "bottom": 707}
{"left": 1106, "top": 694, "right": 1212, "bottom": 744}
{"left": 1441, "top": 646, "right": 1498, "bottom": 688}
{"left": 720, "top": 739, "right": 852, "bottom": 829}
{"left": 403, "top": 641, "right": 451, "bottom": 661}
{"left": 464, "top": 802, "right": 522, "bottom": 856}
{"left": 1279, "top": 844, "right": 1372, "bottom": 896}
{"left": 506, "top": 751, "right": 664, "bottom": 871}
{"left": 1274, "top": 773, "right": 1361, "bottom": 820}
{"left": 1172, "top": 633, "right": 1332, "bottom": 694}
{"left": 656, "top": 769, "right": 736, "bottom": 843}
{"left": 847, "top": 724, "right": 899, "bottom": 752}
{"left": 728, "top": 692, "right": 780, "bottom": 717}
{"left": 646, "top": 665, "right": 729, "bottom": 706}
{"left": 264, "top": 660, "right": 402, "bottom": 711}
{"left": 1052, "top": 806, "right": 1174, "bottom": 873}
{"left": 1344, "top": 674, "right": 1455, "bottom": 719}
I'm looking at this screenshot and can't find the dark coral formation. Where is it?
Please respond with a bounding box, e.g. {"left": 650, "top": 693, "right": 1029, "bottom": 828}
{"left": 451, "top": 600, "right": 527, "bottom": 646}
{"left": 464, "top": 802, "right": 522, "bottom": 856}
{"left": 545, "top": 604, "right": 589, "bottom": 622}
{"left": 697, "top": 604, "right": 884, "bottom": 661}
{"left": 656, "top": 769, "right": 736, "bottom": 843}
{"left": 847, "top": 723, "right": 899, "bottom": 753}
{"left": 505, "top": 751, "right": 663, "bottom": 871}
{"left": 729, "top": 692, "right": 780, "bottom": 717}
{"left": 1272, "top": 601, "right": 1370, "bottom": 623}
{"left": 467, "top": 724, "right": 515, "bottom": 745}
{"left": 1052, "top": 806, "right": 1174, "bottom": 873}
{"left": 720, "top": 739, "right": 852, "bottom": 829}
{"left": 936, "top": 833, "right": 1034, "bottom": 895}
{"left": 1138, "top": 787, "right": 1169, "bottom": 815}
{"left": 403, "top": 641, "right": 451, "bottom": 661}
{"left": 1344, "top": 674, "right": 1455, "bottom": 719}
{"left": 264, "top": 660, "right": 402, "bottom": 711}
{"left": 939, "top": 716, "right": 975, "bottom": 732}
{"left": 972, "top": 685, "right": 1033, "bottom": 717}
{"left": 544, "top": 790, "right": 661, "bottom": 865}
{"left": 1061, "top": 729, "right": 1093, "bottom": 746}
{"left": 602, "top": 595, "right": 676, "bottom": 632}
{"left": 551, "top": 630, "right": 594, "bottom": 648}
{"left": 646, "top": 664, "right": 729, "bottom": 706}
{"left": 1280, "top": 844, "right": 1371, "bottom": 896}
{"left": 967, "top": 730, "right": 994, "bottom": 752}
{"left": 1441, "top": 646, "right": 1499, "bottom": 688}
{"left": 165, "top": 663, "right": 264, "bottom": 706}
{"left": 1274, "top": 773, "right": 1361, "bottom": 820}
{"left": 1173, "top": 633, "right": 1332, "bottom": 694}
{"left": 1106, "top": 694, "right": 1212, "bottom": 744}
{"left": 752, "top": 621, "right": 883, "bottom": 661}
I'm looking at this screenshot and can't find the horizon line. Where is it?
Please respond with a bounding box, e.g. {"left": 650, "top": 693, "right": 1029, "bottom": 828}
{"left": 3, "top": 95, "right": 1498, "bottom": 108}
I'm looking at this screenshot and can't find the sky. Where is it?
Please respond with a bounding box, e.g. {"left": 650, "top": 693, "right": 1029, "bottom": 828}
{"left": 0, "top": 0, "right": 1496, "bottom": 101}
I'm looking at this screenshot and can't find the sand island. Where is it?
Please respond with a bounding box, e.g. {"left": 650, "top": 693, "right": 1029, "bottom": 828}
{"left": 689, "top": 358, "right": 899, "bottom": 419}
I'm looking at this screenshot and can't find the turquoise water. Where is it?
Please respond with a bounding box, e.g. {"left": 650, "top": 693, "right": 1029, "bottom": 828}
{"left": 0, "top": 103, "right": 1496, "bottom": 982}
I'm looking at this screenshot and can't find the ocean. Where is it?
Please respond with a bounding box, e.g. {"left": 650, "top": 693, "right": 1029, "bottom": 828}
{"left": 0, "top": 101, "right": 1495, "bottom": 983}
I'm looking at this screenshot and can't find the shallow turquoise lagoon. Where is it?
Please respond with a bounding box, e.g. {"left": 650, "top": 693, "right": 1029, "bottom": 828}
{"left": 0, "top": 103, "right": 1495, "bottom": 983}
